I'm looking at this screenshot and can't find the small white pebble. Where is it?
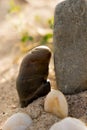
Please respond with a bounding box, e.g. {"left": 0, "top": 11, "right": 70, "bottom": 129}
{"left": 50, "top": 117, "right": 87, "bottom": 130}
{"left": 2, "top": 112, "right": 32, "bottom": 130}
{"left": 44, "top": 89, "right": 68, "bottom": 118}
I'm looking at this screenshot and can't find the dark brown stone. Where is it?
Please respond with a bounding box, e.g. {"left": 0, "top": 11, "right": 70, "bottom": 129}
{"left": 16, "top": 46, "right": 51, "bottom": 107}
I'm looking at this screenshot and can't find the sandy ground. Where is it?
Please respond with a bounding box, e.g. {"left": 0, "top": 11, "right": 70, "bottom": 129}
{"left": 0, "top": 0, "right": 87, "bottom": 130}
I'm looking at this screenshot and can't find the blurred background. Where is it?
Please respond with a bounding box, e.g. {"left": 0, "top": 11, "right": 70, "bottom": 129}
{"left": 0, "top": 0, "right": 62, "bottom": 82}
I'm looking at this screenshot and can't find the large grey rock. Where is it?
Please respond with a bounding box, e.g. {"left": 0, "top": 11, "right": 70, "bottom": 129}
{"left": 54, "top": 0, "right": 87, "bottom": 94}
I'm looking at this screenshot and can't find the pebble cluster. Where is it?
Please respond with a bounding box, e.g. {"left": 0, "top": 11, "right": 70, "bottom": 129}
{"left": 2, "top": 89, "right": 87, "bottom": 130}
{"left": 2, "top": 45, "right": 87, "bottom": 129}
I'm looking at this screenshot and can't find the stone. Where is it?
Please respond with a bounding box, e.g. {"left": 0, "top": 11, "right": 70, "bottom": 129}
{"left": 50, "top": 117, "right": 87, "bottom": 130}
{"left": 54, "top": 0, "right": 87, "bottom": 94}
{"left": 16, "top": 46, "right": 51, "bottom": 107}
{"left": 44, "top": 89, "right": 68, "bottom": 118}
{"left": 2, "top": 112, "right": 32, "bottom": 130}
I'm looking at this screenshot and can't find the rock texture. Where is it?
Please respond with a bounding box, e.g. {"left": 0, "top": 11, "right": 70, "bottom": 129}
{"left": 54, "top": 0, "right": 87, "bottom": 94}
{"left": 16, "top": 46, "right": 51, "bottom": 107}
{"left": 66, "top": 91, "right": 87, "bottom": 118}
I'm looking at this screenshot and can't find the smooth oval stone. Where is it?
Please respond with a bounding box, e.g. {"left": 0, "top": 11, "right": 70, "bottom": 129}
{"left": 16, "top": 45, "right": 51, "bottom": 107}
{"left": 54, "top": 0, "right": 87, "bottom": 94}
{"left": 44, "top": 89, "right": 68, "bottom": 118}
{"left": 2, "top": 112, "right": 32, "bottom": 130}
{"left": 50, "top": 117, "right": 87, "bottom": 130}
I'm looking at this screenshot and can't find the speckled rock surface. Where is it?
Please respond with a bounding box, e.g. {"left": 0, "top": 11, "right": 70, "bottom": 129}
{"left": 66, "top": 91, "right": 87, "bottom": 118}
{"left": 54, "top": 0, "right": 87, "bottom": 94}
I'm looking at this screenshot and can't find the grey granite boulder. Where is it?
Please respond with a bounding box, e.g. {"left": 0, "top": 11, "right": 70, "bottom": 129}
{"left": 54, "top": 0, "right": 87, "bottom": 94}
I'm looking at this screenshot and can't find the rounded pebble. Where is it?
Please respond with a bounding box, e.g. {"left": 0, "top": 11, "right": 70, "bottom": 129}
{"left": 2, "top": 112, "right": 32, "bottom": 130}
{"left": 50, "top": 117, "right": 87, "bottom": 130}
{"left": 16, "top": 45, "right": 51, "bottom": 108}
{"left": 44, "top": 89, "right": 68, "bottom": 118}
